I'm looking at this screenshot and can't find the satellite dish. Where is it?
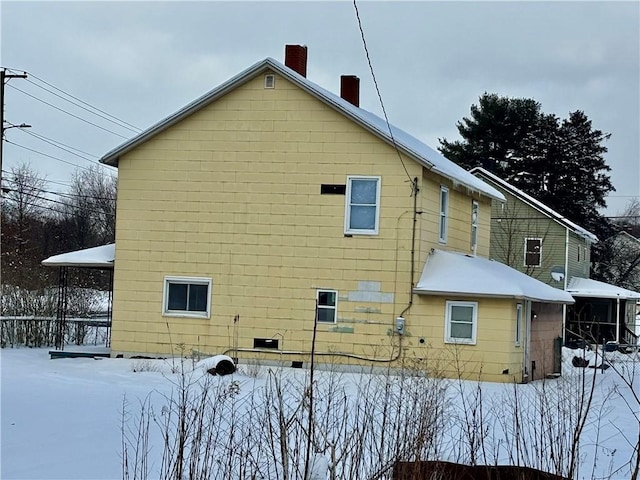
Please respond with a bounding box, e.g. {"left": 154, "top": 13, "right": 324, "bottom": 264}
{"left": 550, "top": 266, "right": 565, "bottom": 282}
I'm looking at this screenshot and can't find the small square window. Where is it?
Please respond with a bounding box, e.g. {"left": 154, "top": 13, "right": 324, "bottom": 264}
{"left": 264, "top": 74, "right": 275, "bottom": 88}
{"left": 445, "top": 301, "right": 477, "bottom": 344}
{"left": 163, "top": 276, "right": 212, "bottom": 318}
{"left": 317, "top": 289, "right": 337, "bottom": 323}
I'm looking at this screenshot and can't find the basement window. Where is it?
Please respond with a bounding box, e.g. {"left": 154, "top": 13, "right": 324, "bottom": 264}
{"left": 163, "top": 276, "right": 212, "bottom": 318}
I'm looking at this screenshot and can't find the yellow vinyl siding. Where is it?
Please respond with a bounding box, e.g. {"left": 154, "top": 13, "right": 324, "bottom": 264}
{"left": 111, "top": 71, "right": 520, "bottom": 382}
{"left": 406, "top": 297, "right": 524, "bottom": 382}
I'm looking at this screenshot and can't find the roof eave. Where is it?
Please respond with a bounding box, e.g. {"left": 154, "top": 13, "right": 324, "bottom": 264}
{"left": 470, "top": 167, "right": 599, "bottom": 243}
{"left": 99, "top": 58, "right": 503, "bottom": 202}
{"left": 100, "top": 58, "right": 281, "bottom": 167}
{"left": 413, "top": 288, "right": 574, "bottom": 304}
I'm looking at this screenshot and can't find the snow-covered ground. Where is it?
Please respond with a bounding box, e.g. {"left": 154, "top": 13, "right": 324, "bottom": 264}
{"left": 1, "top": 346, "right": 639, "bottom": 479}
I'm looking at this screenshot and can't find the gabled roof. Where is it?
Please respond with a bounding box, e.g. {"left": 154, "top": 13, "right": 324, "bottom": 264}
{"left": 415, "top": 249, "right": 575, "bottom": 303}
{"left": 100, "top": 58, "right": 505, "bottom": 202}
{"left": 615, "top": 231, "right": 640, "bottom": 246}
{"left": 567, "top": 276, "right": 640, "bottom": 299}
{"left": 42, "top": 244, "right": 115, "bottom": 269}
{"left": 471, "top": 167, "right": 598, "bottom": 243}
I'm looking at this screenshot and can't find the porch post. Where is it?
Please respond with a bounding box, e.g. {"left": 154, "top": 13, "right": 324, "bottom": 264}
{"left": 616, "top": 295, "right": 620, "bottom": 344}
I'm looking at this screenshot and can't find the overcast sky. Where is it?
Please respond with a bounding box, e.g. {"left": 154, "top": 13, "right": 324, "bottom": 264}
{"left": 2, "top": 1, "right": 639, "bottom": 216}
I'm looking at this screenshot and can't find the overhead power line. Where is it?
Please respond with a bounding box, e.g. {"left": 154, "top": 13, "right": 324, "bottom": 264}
{"left": 352, "top": 0, "right": 412, "bottom": 186}
{"left": 7, "top": 83, "right": 130, "bottom": 139}
{"left": 4, "top": 67, "right": 141, "bottom": 133}
{"left": 14, "top": 126, "right": 98, "bottom": 162}
{"left": 5, "top": 140, "right": 114, "bottom": 172}
{"left": 1, "top": 169, "right": 114, "bottom": 191}
{"left": 24, "top": 77, "right": 141, "bottom": 134}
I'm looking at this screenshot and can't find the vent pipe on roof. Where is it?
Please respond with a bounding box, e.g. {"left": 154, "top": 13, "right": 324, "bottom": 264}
{"left": 284, "top": 45, "right": 308, "bottom": 77}
{"left": 340, "top": 75, "right": 360, "bottom": 107}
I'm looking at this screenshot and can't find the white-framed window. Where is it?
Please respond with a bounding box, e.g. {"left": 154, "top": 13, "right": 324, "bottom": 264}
{"left": 344, "top": 176, "right": 381, "bottom": 235}
{"left": 163, "top": 276, "right": 212, "bottom": 318}
{"left": 524, "top": 238, "right": 542, "bottom": 267}
{"left": 470, "top": 200, "right": 479, "bottom": 254}
{"left": 264, "top": 74, "right": 275, "bottom": 89}
{"left": 439, "top": 186, "right": 449, "bottom": 243}
{"left": 316, "top": 289, "right": 337, "bottom": 323}
{"left": 515, "top": 303, "right": 522, "bottom": 346}
{"left": 445, "top": 301, "right": 477, "bottom": 344}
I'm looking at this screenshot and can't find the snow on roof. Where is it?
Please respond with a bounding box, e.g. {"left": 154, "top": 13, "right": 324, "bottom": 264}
{"left": 415, "top": 249, "right": 575, "bottom": 303}
{"left": 470, "top": 167, "right": 598, "bottom": 243}
{"left": 100, "top": 58, "right": 505, "bottom": 202}
{"left": 566, "top": 277, "right": 640, "bottom": 299}
{"left": 42, "top": 244, "right": 115, "bottom": 268}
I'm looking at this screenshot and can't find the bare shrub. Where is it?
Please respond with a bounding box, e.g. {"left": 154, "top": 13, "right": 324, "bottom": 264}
{"left": 121, "top": 357, "right": 452, "bottom": 480}
{"left": 131, "top": 360, "right": 162, "bottom": 373}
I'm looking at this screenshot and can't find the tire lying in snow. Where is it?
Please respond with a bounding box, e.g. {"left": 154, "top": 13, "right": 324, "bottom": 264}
{"left": 197, "top": 355, "right": 236, "bottom": 376}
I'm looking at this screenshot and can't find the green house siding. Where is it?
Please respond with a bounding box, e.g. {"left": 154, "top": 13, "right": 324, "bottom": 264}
{"left": 489, "top": 191, "right": 567, "bottom": 286}
{"left": 566, "top": 231, "right": 592, "bottom": 280}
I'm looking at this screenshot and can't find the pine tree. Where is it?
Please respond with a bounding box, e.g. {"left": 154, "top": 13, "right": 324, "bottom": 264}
{"left": 439, "top": 94, "right": 614, "bottom": 235}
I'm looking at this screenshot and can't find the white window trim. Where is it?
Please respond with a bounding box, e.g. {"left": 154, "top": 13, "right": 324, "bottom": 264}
{"left": 471, "top": 200, "right": 479, "bottom": 255}
{"left": 524, "top": 237, "right": 542, "bottom": 267}
{"left": 444, "top": 300, "right": 478, "bottom": 345}
{"left": 264, "top": 74, "right": 275, "bottom": 89}
{"left": 439, "top": 186, "right": 449, "bottom": 244}
{"left": 344, "top": 175, "right": 381, "bottom": 235}
{"left": 515, "top": 303, "right": 523, "bottom": 346}
{"left": 316, "top": 289, "right": 338, "bottom": 324}
{"left": 162, "top": 276, "right": 212, "bottom": 319}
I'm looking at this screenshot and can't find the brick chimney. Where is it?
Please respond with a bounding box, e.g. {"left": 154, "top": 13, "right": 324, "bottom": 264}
{"left": 340, "top": 75, "right": 360, "bottom": 107}
{"left": 284, "top": 45, "right": 308, "bottom": 77}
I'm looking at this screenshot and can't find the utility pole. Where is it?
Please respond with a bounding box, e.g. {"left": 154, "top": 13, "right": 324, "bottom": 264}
{"left": 1, "top": 68, "right": 29, "bottom": 186}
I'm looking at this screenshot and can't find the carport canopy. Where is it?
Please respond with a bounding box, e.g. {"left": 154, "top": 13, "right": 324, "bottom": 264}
{"left": 42, "top": 243, "right": 115, "bottom": 269}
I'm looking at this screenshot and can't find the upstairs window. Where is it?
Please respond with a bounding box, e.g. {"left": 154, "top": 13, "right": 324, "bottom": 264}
{"left": 524, "top": 238, "right": 542, "bottom": 267}
{"left": 439, "top": 186, "right": 449, "bottom": 243}
{"left": 345, "top": 176, "right": 380, "bottom": 235}
{"left": 316, "top": 290, "right": 337, "bottom": 323}
{"left": 470, "top": 200, "right": 479, "bottom": 254}
{"left": 163, "top": 276, "right": 212, "bottom": 318}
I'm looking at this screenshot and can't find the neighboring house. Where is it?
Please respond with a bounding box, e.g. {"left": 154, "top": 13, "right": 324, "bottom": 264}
{"left": 98, "top": 45, "right": 574, "bottom": 383}
{"left": 471, "top": 167, "right": 640, "bottom": 346}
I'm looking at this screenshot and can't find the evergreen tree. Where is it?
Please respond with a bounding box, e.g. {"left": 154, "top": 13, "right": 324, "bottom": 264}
{"left": 439, "top": 93, "right": 543, "bottom": 178}
{"left": 439, "top": 94, "right": 614, "bottom": 235}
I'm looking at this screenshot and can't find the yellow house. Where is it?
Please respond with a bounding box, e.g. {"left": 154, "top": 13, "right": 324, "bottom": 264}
{"left": 100, "top": 45, "right": 573, "bottom": 383}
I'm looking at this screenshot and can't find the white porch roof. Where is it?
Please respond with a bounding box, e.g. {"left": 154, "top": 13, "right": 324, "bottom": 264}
{"left": 41, "top": 244, "right": 115, "bottom": 269}
{"left": 415, "top": 249, "right": 574, "bottom": 303}
{"left": 566, "top": 277, "right": 640, "bottom": 300}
